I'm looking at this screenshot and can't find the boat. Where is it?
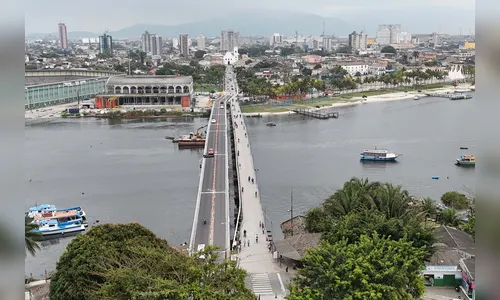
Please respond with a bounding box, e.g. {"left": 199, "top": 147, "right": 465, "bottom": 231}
{"left": 360, "top": 148, "right": 400, "bottom": 161}
{"left": 266, "top": 122, "right": 276, "bottom": 127}
{"left": 32, "top": 210, "right": 86, "bottom": 237}
{"left": 460, "top": 146, "right": 468, "bottom": 150}
{"left": 413, "top": 95, "right": 420, "bottom": 100}
{"left": 455, "top": 155, "right": 476, "bottom": 166}
{"left": 27, "top": 204, "right": 86, "bottom": 220}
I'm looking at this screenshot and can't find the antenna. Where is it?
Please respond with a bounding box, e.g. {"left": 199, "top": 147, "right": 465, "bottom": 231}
{"left": 295, "top": 31, "right": 298, "bottom": 44}
{"left": 322, "top": 20, "right": 325, "bottom": 37}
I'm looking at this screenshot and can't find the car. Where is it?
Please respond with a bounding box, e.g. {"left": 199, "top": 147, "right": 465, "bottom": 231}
{"left": 220, "top": 105, "right": 224, "bottom": 109}
{"left": 207, "top": 149, "right": 214, "bottom": 157}
{"left": 211, "top": 119, "right": 216, "bottom": 123}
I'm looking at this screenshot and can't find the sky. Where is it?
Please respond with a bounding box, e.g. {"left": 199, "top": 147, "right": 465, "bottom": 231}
{"left": 25, "top": 0, "right": 475, "bottom": 34}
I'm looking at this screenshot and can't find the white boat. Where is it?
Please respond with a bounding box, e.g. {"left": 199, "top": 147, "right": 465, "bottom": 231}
{"left": 413, "top": 95, "right": 420, "bottom": 100}
{"left": 32, "top": 210, "right": 86, "bottom": 237}
{"left": 360, "top": 148, "right": 400, "bottom": 161}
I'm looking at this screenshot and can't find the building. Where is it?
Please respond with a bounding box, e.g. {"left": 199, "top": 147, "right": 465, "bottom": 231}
{"left": 376, "top": 24, "right": 401, "bottom": 45}
{"left": 97, "top": 75, "right": 194, "bottom": 107}
{"left": 462, "top": 41, "right": 475, "bottom": 49}
{"left": 141, "top": 31, "right": 152, "bottom": 53}
{"left": 179, "top": 34, "right": 189, "bottom": 57}
{"left": 142, "top": 32, "right": 163, "bottom": 56}
{"left": 220, "top": 30, "right": 239, "bottom": 52}
{"left": 322, "top": 36, "right": 333, "bottom": 52}
{"left": 223, "top": 47, "right": 239, "bottom": 65}
{"left": 58, "top": 23, "right": 68, "bottom": 49}
{"left": 430, "top": 32, "right": 441, "bottom": 46}
{"left": 397, "top": 32, "right": 412, "bottom": 44}
{"left": 338, "top": 62, "right": 369, "bottom": 76}
{"left": 303, "top": 55, "right": 322, "bottom": 64}
{"left": 197, "top": 34, "right": 206, "bottom": 50}
{"left": 348, "top": 31, "right": 368, "bottom": 51}
{"left": 98, "top": 33, "right": 113, "bottom": 55}
{"left": 269, "top": 33, "right": 283, "bottom": 47}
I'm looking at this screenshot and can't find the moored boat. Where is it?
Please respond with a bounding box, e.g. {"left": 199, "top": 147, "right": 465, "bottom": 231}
{"left": 32, "top": 210, "right": 86, "bottom": 237}
{"left": 455, "top": 155, "right": 475, "bottom": 166}
{"left": 360, "top": 148, "right": 400, "bottom": 161}
{"left": 413, "top": 95, "right": 420, "bottom": 100}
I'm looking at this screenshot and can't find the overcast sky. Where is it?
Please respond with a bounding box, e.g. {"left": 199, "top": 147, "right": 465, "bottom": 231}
{"left": 25, "top": 0, "right": 475, "bottom": 34}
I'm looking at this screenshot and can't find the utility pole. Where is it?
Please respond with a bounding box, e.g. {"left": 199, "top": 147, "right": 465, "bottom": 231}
{"left": 77, "top": 84, "right": 80, "bottom": 108}
{"left": 290, "top": 188, "right": 294, "bottom": 236}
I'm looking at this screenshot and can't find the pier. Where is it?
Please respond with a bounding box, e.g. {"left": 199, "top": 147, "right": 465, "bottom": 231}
{"left": 426, "top": 92, "right": 472, "bottom": 100}
{"left": 293, "top": 108, "right": 339, "bottom": 119}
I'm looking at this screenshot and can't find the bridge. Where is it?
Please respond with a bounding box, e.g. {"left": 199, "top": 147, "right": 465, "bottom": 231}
{"left": 189, "top": 66, "right": 289, "bottom": 299}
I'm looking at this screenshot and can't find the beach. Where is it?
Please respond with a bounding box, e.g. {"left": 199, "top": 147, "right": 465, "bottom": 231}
{"left": 241, "top": 83, "right": 475, "bottom": 117}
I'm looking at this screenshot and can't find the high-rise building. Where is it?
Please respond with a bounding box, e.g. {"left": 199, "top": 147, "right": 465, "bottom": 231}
{"left": 376, "top": 24, "right": 401, "bottom": 45}
{"left": 58, "top": 23, "right": 68, "bottom": 49}
{"left": 179, "top": 34, "right": 189, "bottom": 56}
{"left": 220, "top": 30, "right": 239, "bottom": 52}
{"left": 348, "top": 31, "right": 368, "bottom": 51}
{"left": 99, "top": 33, "right": 113, "bottom": 55}
{"left": 141, "top": 32, "right": 163, "bottom": 55}
{"left": 269, "top": 33, "right": 283, "bottom": 47}
{"left": 397, "top": 32, "right": 412, "bottom": 44}
{"left": 141, "top": 31, "right": 152, "bottom": 53}
{"left": 322, "top": 36, "right": 333, "bottom": 51}
{"left": 154, "top": 36, "right": 163, "bottom": 55}
{"left": 197, "top": 34, "right": 206, "bottom": 50}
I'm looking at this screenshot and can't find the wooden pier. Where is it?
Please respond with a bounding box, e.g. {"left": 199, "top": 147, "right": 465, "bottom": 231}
{"left": 426, "top": 92, "right": 472, "bottom": 100}
{"left": 293, "top": 109, "right": 339, "bottom": 119}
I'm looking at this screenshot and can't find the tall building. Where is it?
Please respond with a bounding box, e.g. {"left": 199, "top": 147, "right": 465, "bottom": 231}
{"left": 58, "top": 23, "right": 68, "bottom": 49}
{"left": 376, "top": 24, "right": 401, "bottom": 45}
{"left": 179, "top": 34, "right": 189, "bottom": 57}
{"left": 269, "top": 33, "right": 283, "bottom": 47}
{"left": 322, "top": 36, "right": 333, "bottom": 51}
{"left": 98, "top": 33, "right": 113, "bottom": 55}
{"left": 141, "top": 32, "right": 163, "bottom": 55}
{"left": 348, "top": 31, "right": 368, "bottom": 51}
{"left": 197, "top": 34, "right": 206, "bottom": 50}
{"left": 397, "top": 32, "right": 412, "bottom": 44}
{"left": 220, "top": 30, "right": 239, "bottom": 52}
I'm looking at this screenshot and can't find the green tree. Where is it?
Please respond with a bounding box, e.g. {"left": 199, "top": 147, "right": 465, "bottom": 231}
{"left": 25, "top": 216, "right": 41, "bottom": 257}
{"left": 287, "top": 234, "right": 426, "bottom": 300}
{"left": 419, "top": 197, "right": 437, "bottom": 221}
{"left": 280, "top": 47, "right": 295, "bottom": 57}
{"left": 381, "top": 45, "right": 397, "bottom": 54}
{"left": 50, "top": 223, "right": 254, "bottom": 300}
{"left": 441, "top": 191, "right": 470, "bottom": 209}
{"left": 440, "top": 208, "right": 460, "bottom": 227}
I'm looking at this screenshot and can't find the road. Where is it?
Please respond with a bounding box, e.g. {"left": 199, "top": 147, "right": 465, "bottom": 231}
{"left": 193, "top": 95, "right": 230, "bottom": 256}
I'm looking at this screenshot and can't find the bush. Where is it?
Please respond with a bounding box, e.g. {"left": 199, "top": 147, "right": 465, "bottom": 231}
{"left": 441, "top": 191, "right": 470, "bottom": 209}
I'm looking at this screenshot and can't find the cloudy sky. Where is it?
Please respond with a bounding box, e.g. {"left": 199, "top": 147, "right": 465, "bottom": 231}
{"left": 25, "top": 0, "right": 475, "bottom": 34}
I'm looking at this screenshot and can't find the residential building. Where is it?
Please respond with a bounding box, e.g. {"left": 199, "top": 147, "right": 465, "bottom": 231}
{"left": 98, "top": 33, "right": 113, "bottom": 55}
{"left": 269, "top": 33, "right": 283, "bottom": 47}
{"left": 338, "top": 62, "right": 369, "bottom": 76}
{"left": 179, "top": 34, "right": 189, "bottom": 57}
{"left": 322, "top": 36, "right": 333, "bottom": 52}
{"left": 348, "top": 31, "right": 368, "bottom": 51}
{"left": 376, "top": 24, "right": 401, "bottom": 45}
{"left": 141, "top": 32, "right": 163, "bottom": 56}
{"left": 220, "top": 30, "right": 239, "bottom": 52}
{"left": 430, "top": 32, "right": 441, "bottom": 46}
{"left": 303, "top": 55, "right": 322, "bottom": 64}
{"left": 58, "top": 23, "right": 68, "bottom": 49}
{"left": 397, "top": 32, "right": 412, "bottom": 44}
{"left": 141, "top": 31, "right": 152, "bottom": 53}
{"left": 197, "top": 34, "right": 206, "bottom": 50}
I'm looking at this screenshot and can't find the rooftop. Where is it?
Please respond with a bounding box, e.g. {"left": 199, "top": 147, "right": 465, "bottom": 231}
{"left": 107, "top": 75, "right": 193, "bottom": 86}
{"left": 435, "top": 225, "right": 475, "bottom": 256}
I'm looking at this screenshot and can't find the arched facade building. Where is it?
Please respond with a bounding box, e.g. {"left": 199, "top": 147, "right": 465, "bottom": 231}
{"left": 96, "top": 75, "right": 194, "bottom": 107}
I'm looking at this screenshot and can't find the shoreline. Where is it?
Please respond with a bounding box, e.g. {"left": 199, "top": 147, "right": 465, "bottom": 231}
{"left": 241, "top": 84, "right": 475, "bottom": 117}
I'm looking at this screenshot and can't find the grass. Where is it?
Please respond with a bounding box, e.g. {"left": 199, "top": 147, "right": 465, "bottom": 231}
{"left": 194, "top": 85, "right": 220, "bottom": 93}
{"left": 241, "top": 83, "right": 450, "bottom": 113}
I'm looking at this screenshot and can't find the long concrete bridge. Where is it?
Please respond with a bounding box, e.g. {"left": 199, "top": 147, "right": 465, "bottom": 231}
{"left": 189, "top": 66, "right": 289, "bottom": 299}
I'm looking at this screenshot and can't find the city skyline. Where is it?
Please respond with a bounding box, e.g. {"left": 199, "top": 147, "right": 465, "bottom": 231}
{"left": 25, "top": 0, "right": 474, "bottom": 35}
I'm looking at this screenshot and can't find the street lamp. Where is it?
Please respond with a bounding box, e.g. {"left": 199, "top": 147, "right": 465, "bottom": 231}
{"left": 286, "top": 188, "right": 294, "bottom": 236}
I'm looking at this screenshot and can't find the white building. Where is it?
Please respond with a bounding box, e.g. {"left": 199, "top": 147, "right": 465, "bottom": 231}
{"left": 338, "top": 62, "right": 369, "bottom": 76}
{"left": 397, "top": 32, "right": 412, "bottom": 44}
{"left": 221, "top": 30, "right": 239, "bottom": 52}
{"left": 269, "top": 33, "right": 283, "bottom": 47}
{"left": 141, "top": 31, "right": 163, "bottom": 56}
{"left": 223, "top": 47, "right": 240, "bottom": 65}
{"left": 323, "top": 36, "right": 333, "bottom": 52}
{"left": 197, "top": 34, "right": 206, "bottom": 50}
{"left": 376, "top": 24, "right": 401, "bottom": 45}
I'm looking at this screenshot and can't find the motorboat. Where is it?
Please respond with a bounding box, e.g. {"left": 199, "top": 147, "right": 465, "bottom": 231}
{"left": 266, "top": 122, "right": 276, "bottom": 127}
{"left": 32, "top": 210, "right": 86, "bottom": 237}
{"left": 413, "top": 95, "right": 420, "bottom": 100}
{"left": 455, "top": 155, "right": 476, "bottom": 166}
{"left": 27, "top": 204, "right": 86, "bottom": 220}
{"left": 360, "top": 148, "right": 400, "bottom": 162}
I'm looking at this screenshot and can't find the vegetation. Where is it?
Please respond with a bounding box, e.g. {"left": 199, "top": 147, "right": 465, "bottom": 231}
{"left": 50, "top": 223, "right": 254, "bottom": 300}
{"left": 289, "top": 178, "right": 437, "bottom": 299}
{"left": 441, "top": 191, "right": 470, "bottom": 209}
{"left": 25, "top": 216, "right": 42, "bottom": 257}
{"left": 156, "top": 62, "right": 225, "bottom": 87}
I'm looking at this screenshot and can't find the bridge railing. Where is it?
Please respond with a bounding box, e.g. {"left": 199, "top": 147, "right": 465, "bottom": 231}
{"left": 189, "top": 99, "right": 216, "bottom": 256}
{"left": 231, "top": 99, "right": 243, "bottom": 253}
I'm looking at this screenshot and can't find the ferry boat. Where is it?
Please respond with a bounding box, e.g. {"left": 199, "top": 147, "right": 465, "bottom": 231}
{"left": 455, "top": 155, "right": 476, "bottom": 166}
{"left": 360, "top": 148, "right": 400, "bottom": 161}
{"left": 27, "top": 204, "right": 86, "bottom": 220}
{"left": 32, "top": 210, "right": 86, "bottom": 236}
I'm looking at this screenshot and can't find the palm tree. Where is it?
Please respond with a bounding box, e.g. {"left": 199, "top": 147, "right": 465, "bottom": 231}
{"left": 25, "top": 216, "right": 42, "bottom": 257}
{"left": 419, "top": 197, "right": 437, "bottom": 222}
{"left": 373, "top": 183, "right": 414, "bottom": 220}
{"left": 440, "top": 208, "right": 460, "bottom": 227}
{"left": 412, "top": 51, "right": 420, "bottom": 62}
{"left": 323, "top": 177, "right": 380, "bottom": 217}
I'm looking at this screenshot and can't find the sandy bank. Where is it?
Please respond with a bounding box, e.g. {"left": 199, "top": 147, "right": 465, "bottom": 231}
{"left": 242, "top": 84, "right": 474, "bottom": 117}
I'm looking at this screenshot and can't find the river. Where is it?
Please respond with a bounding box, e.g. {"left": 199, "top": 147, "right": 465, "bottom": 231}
{"left": 25, "top": 95, "right": 479, "bottom": 277}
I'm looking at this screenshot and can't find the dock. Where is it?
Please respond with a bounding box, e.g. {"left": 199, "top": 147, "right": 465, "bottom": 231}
{"left": 426, "top": 93, "right": 472, "bottom": 100}
{"left": 293, "top": 109, "right": 339, "bottom": 119}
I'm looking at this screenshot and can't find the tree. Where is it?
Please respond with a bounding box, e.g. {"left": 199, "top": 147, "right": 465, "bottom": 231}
{"left": 440, "top": 208, "right": 460, "bottom": 227}
{"left": 441, "top": 191, "right": 470, "bottom": 210}
{"left": 194, "top": 50, "right": 206, "bottom": 59}
{"left": 280, "top": 47, "right": 295, "bottom": 57}
{"left": 25, "top": 216, "right": 41, "bottom": 257}
{"left": 287, "top": 234, "right": 426, "bottom": 300}
{"left": 380, "top": 45, "right": 397, "bottom": 54}
{"left": 419, "top": 197, "right": 437, "bottom": 221}
{"left": 335, "top": 45, "right": 352, "bottom": 54}
{"left": 412, "top": 51, "right": 420, "bottom": 61}
{"left": 50, "top": 223, "right": 253, "bottom": 300}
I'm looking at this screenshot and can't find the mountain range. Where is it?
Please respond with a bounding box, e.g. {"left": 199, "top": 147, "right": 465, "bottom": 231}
{"left": 25, "top": 9, "right": 474, "bottom": 40}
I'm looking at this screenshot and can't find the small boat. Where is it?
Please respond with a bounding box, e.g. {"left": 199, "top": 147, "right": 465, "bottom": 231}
{"left": 413, "top": 95, "right": 420, "bottom": 100}
{"left": 360, "top": 148, "right": 400, "bottom": 161}
{"left": 455, "top": 155, "right": 476, "bottom": 166}
{"left": 432, "top": 176, "right": 439, "bottom": 180}
{"left": 460, "top": 146, "right": 468, "bottom": 150}
{"left": 32, "top": 210, "right": 86, "bottom": 237}
{"left": 266, "top": 122, "right": 276, "bottom": 127}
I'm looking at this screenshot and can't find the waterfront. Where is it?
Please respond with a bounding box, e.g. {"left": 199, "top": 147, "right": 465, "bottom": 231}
{"left": 25, "top": 95, "right": 478, "bottom": 277}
